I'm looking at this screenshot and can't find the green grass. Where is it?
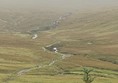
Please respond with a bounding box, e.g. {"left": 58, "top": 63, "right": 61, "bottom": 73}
{"left": 0, "top": 6, "right": 118, "bottom": 83}
{"left": 2, "top": 75, "right": 117, "bottom": 83}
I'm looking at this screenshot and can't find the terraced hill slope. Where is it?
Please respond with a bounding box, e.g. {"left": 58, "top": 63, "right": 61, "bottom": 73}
{"left": 0, "top": 4, "right": 118, "bottom": 83}
{"left": 46, "top": 9, "right": 118, "bottom": 71}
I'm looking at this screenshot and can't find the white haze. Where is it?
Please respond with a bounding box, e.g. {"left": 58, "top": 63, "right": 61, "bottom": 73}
{"left": 0, "top": 0, "right": 118, "bottom": 11}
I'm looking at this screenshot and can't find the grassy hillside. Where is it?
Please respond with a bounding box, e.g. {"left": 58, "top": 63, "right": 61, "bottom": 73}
{"left": 0, "top": 8, "right": 65, "bottom": 33}
{"left": 47, "top": 9, "right": 118, "bottom": 70}
{"left": 0, "top": 7, "right": 118, "bottom": 83}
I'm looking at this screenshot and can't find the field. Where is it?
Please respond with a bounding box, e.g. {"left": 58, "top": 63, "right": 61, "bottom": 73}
{"left": 0, "top": 4, "right": 118, "bottom": 83}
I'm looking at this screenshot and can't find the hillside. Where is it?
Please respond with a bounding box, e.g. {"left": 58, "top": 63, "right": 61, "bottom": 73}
{"left": 0, "top": 3, "right": 118, "bottom": 83}
{"left": 0, "top": 8, "right": 63, "bottom": 33}
{"left": 47, "top": 9, "right": 118, "bottom": 71}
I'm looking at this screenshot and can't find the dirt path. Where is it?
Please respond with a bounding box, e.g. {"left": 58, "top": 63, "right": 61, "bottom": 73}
{"left": 3, "top": 41, "right": 73, "bottom": 83}
{"left": 3, "top": 13, "right": 72, "bottom": 83}
{"left": 30, "top": 13, "right": 72, "bottom": 39}
{"left": 42, "top": 41, "right": 73, "bottom": 63}
{"left": 18, "top": 41, "right": 72, "bottom": 74}
{"left": 17, "top": 48, "right": 72, "bottom": 77}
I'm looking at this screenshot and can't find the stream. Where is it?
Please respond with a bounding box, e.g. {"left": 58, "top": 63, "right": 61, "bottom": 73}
{"left": 3, "top": 13, "right": 72, "bottom": 83}
{"left": 31, "top": 13, "right": 72, "bottom": 39}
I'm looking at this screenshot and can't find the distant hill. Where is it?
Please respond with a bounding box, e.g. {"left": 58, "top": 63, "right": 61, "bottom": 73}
{"left": 0, "top": 1, "right": 118, "bottom": 82}
{"left": 47, "top": 8, "right": 118, "bottom": 70}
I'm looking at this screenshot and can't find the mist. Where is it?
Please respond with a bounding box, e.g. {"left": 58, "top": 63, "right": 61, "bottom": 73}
{"left": 0, "top": 0, "right": 118, "bottom": 11}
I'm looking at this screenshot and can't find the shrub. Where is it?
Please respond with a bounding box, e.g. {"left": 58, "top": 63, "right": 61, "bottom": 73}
{"left": 82, "top": 68, "right": 95, "bottom": 83}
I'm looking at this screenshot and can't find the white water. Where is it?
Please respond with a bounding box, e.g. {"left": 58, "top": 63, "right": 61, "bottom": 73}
{"left": 32, "top": 34, "right": 38, "bottom": 39}
{"left": 31, "top": 13, "right": 71, "bottom": 40}
{"left": 17, "top": 41, "right": 73, "bottom": 76}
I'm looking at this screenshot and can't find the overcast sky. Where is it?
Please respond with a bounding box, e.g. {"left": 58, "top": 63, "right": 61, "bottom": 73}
{"left": 0, "top": 0, "right": 118, "bottom": 11}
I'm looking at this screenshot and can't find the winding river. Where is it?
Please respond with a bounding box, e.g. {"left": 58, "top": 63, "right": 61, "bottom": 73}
{"left": 3, "top": 13, "right": 72, "bottom": 83}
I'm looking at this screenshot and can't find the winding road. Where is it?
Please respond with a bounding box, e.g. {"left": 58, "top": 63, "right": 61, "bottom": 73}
{"left": 17, "top": 41, "right": 73, "bottom": 76}
{"left": 3, "top": 13, "right": 72, "bottom": 83}
{"left": 3, "top": 41, "right": 73, "bottom": 83}
{"left": 30, "top": 13, "right": 72, "bottom": 39}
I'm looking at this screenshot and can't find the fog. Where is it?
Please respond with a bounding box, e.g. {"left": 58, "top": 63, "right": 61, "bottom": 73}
{"left": 0, "top": 0, "right": 118, "bottom": 11}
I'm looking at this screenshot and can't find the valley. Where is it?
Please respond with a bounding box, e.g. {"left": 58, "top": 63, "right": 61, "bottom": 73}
{"left": 0, "top": 0, "right": 118, "bottom": 83}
